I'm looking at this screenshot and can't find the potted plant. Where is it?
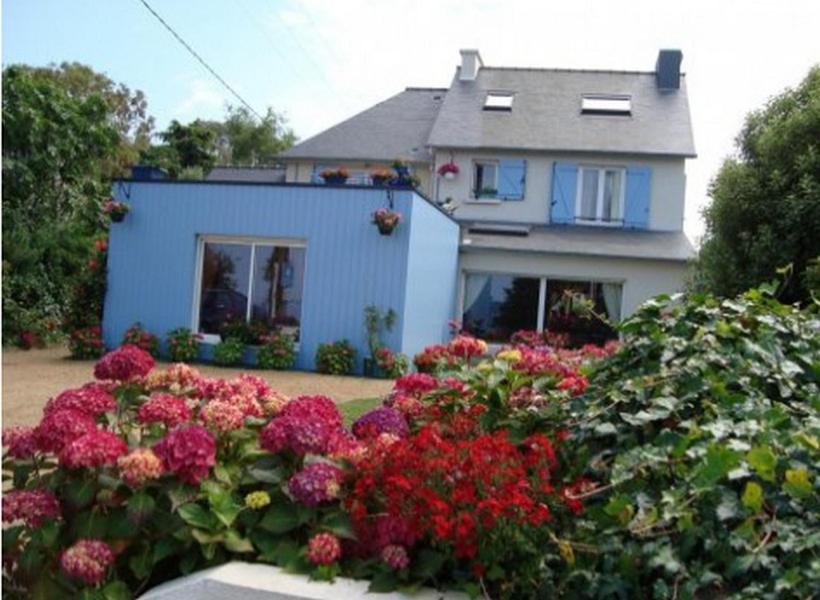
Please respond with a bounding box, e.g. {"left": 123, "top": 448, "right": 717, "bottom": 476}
{"left": 437, "top": 161, "right": 459, "bottom": 180}
{"left": 391, "top": 159, "right": 410, "bottom": 177}
{"left": 370, "top": 168, "right": 392, "bottom": 187}
{"left": 320, "top": 167, "right": 349, "bottom": 185}
{"left": 103, "top": 199, "right": 130, "bottom": 222}
{"left": 371, "top": 208, "right": 401, "bottom": 235}
{"left": 476, "top": 186, "right": 498, "bottom": 199}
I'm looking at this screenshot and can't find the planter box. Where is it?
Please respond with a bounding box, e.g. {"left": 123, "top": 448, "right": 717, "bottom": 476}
{"left": 142, "top": 562, "right": 465, "bottom": 600}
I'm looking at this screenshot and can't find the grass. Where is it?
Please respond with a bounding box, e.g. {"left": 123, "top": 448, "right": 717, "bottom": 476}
{"left": 339, "top": 396, "right": 382, "bottom": 426}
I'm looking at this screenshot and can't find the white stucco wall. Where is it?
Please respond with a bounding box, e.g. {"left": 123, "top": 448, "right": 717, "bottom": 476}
{"left": 284, "top": 160, "right": 434, "bottom": 197}
{"left": 432, "top": 149, "right": 687, "bottom": 231}
{"left": 458, "top": 248, "right": 689, "bottom": 318}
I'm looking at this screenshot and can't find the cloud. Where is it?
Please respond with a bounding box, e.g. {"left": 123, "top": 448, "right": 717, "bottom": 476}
{"left": 174, "top": 78, "right": 226, "bottom": 120}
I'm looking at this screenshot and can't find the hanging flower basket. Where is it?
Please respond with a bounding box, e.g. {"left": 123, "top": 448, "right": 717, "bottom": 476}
{"left": 103, "top": 199, "right": 130, "bottom": 223}
{"left": 370, "top": 168, "right": 392, "bottom": 187}
{"left": 437, "top": 162, "right": 459, "bottom": 180}
{"left": 372, "top": 208, "right": 401, "bottom": 236}
{"left": 320, "top": 168, "right": 349, "bottom": 185}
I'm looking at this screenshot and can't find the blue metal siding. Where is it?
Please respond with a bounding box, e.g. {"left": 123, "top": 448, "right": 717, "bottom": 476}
{"left": 550, "top": 162, "right": 577, "bottom": 224}
{"left": 399, "top": 199, "right": 460, "bottom": 360}
{"left": 104, "top": 183, "right": 451, "bottom": 372}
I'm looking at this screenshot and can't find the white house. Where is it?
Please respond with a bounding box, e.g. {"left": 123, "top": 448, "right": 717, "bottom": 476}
{"left": 280, "top": 49, "right": 696, "bottom": 344}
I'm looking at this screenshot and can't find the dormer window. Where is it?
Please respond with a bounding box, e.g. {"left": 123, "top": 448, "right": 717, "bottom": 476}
{"left": 484, "top": 92, "right": 514, "bottom": 111}
{"left": 581, "top": 94, "right": 631, "bottom": 115}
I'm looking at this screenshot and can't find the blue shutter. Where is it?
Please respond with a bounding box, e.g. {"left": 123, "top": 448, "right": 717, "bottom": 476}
{"left": 624, "top": 167, "right": 652, "bottom": 229}
{"left": 497, "top": 159, "right": 526, "bottom": 200}
{"left": 550, "top": 162, "right": 577, "bottom": 224}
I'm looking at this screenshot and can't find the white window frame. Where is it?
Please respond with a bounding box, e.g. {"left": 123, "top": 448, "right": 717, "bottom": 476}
{"left": 191, "top": 235, "right": 307, "bottom": 344}
{"left": 575, "top": 166, "right": 626, "bottom": 226}
{"left": 581, "top": 94, "right": 632, "bottom": 115}
{"left": 472, "top": 160, "right": 499, "bottom": 199}
{"left": 484, "top": 92, "right": 514, "bottom": 111}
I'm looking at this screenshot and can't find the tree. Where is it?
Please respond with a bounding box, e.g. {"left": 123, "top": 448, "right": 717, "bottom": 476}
{"left": 141, "top": 119, "right": 218, "bottom": 178}
{"left": 2, "top": 66, "right": 121, "bottom": 343}
{"left": 695, "top": 66, "right": 820, "bottom": 303}
{"left": 217, "top": 105, "right": 296, "bottom": 165}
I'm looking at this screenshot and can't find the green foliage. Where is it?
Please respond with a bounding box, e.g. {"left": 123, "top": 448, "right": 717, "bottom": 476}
{"left": 696, "top": 66, "right": 820, "bottom": 303}
{"left": 572, "top": 288, "right": 820, "bottom": 598}
{"left": 256, "top": 333, "right": 296, "bottom": 370}
{"left": 166, "top": 328, "right": 201, "bottom": 363}
{"left": 216, "top": 105, "right": 296, "bottom": 166}
{"left": 141, "top": 119, "right": 218, "bottom": 179}
{"left": 363, "top": 305, "right": 398, "bottom": 363}
{"left": 315, "top": 340, "right": 356, "bottom": 375}
{"left": 67, "top": 325, "right": 104, "bottom": 359}
{"left": 122, "top": 323, "right": 160, "bottom": 358}
{"left": 212, "top": 338, "right": 245, "bottom": 366}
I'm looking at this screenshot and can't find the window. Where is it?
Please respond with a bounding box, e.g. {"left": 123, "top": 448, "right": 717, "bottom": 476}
{"left": 581, "top": 94, "right": 631, "bottom": 115}
{"left": 461, "top": 273, "right": 622, "bottom": 346}
{"left": 196, "top": 238, "right": 306, "bottom": 340}
{"left": 473, "top": 161, "right": 498, "bottom": 198}
{"left": 462, "top": 274, "right": 539, "bottom": 342}
{"left": 484, "top": 92, "right": 514, "bottom": 111}
{"left": 576, "top": 167, "right": 624, "bottom": 223}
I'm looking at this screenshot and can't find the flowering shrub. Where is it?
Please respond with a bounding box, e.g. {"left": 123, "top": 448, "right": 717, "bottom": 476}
{"left": 315, "top": 339, "right": 356, "bottom": 375}
{"left": 373, "top": 347, "right": 408, "bottom": 378}
{"left": 212, "top": 337, "right": 245, "bottom": 366}
{"left": 413, "top": 343, "right": 456, "bottom": 373}
{"left": 122, "top": 322, "right": 160, "bottom": 357}
{"left": 68, "top": 325, "right": 104, "bottom": 359}
{"left": 102, "top": 198, "right": 129, "bottom": 221}
{"left": 256, "top": 331, "right": 296, "bottom": 370}
{"left": 94, "top": 344, "right": 155, "bottom": 381}
{"left": 510, "top": 329, "right": 568, "bottom": 349}
{"left": 166, "top": 327, "right": 201, "bottom": 362}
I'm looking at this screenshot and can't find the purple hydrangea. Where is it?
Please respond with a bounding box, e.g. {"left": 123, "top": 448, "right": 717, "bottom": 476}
{"left": 259, "top": 416, "right": 334, "bottom": 456}
{"left": 352, "top": 407, "right": 409, "bottom": 440}
{"left": 288, "top": 462, "right": 343, "bottom": 506}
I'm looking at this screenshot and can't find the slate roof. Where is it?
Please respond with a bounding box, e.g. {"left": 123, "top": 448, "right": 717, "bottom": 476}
{"left": 428, "top": 67, "right": 696, "bottom": 157}
{"left": 205, "top": 166, "right": 286, "bottom": 183}
{"left": 461, "top": 224, "right": 696, "bottom": 262}
{"left": 280, "top": 88, "right": 447, "bottom": 163}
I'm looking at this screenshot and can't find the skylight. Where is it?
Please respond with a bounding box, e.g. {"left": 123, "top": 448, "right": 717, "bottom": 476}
{"left": 581, "top": 94, "right": 631, "bottom": 115}
{"left": 484, "top": 93, "right": 514, "bottom": 111}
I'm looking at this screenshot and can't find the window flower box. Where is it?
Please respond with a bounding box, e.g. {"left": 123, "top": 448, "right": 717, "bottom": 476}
{"left": 320, "top": 168, "right": 349, "bottom": 185}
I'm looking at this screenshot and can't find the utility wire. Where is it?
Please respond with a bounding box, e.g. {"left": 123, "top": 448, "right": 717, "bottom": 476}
{"left": 136, "top": 0, "right": 263, "bottom": 121}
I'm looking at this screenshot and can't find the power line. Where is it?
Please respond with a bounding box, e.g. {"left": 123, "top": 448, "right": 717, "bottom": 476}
{"left": 136, "top": 0, "right": 263, "bottom": 121}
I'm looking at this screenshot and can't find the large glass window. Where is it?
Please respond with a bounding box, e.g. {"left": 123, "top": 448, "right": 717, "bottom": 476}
{"left": 462, "top": 274, "right": 539, "bottom": 342}
{"left": 576, "top": 167, "right": 624, "bottom": 223}
{"left": 197, "top": 239, "right": 306, "bottom": 339}
{"left": 544, "top": 280, "right": 621, "bottom": 346}
{"left": 473, "top": 161, "right": 498, "bottom": 198}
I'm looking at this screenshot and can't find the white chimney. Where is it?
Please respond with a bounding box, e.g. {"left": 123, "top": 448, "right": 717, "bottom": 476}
{"left": 459, "top": 49, "right": 483, "bottom": 81}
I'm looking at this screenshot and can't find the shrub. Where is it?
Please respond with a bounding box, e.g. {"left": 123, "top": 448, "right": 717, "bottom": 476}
{"left": 257, "top": 332, "right": 296, "bottom": 370}
{"left": 374, "top": 347, "right": 408, "bottom": 379}
{"left": 166, "top": 327, "right": 201, "bottom": 362}
{"left": 212, "top": 337, "right": 245, "bottom": 366}
{"left": 68, "top": 325, "right": 104, "bottom": 359}
{"left": 122, "top": 322, "right": 160, "bottom": 357}
{"left": 315, "top": 340, "right": 356, "bottom": 375}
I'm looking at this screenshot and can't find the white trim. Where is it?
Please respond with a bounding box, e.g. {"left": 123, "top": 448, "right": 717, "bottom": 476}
{"left": 199, "top": 234, "right": 306, "bottom": 247}
{"left": 536, "top": 278, "right": 547, "bottom": 331}
{"left": 574, "top": 166, "right": 626, "bottom": 226}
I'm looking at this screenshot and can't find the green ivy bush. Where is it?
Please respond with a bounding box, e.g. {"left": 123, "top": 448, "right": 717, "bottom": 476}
{"left": 212, "top": 338, "right": 245, "bottom": 367}
{"left": 315, "top": 340, "right": 356, "bottom": 375}
{"left": 571, "top": 287, "right": 820, "bottom": 598}
{"left": 166, "top": 328, "right": 201, "bottom": 363}
{"left": 256, "top": 332, "right": 296, "bottom": 370}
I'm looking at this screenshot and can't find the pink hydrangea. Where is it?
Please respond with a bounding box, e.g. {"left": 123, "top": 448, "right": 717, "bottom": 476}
{"left": 325, "top": 430, "right": 367, "bottom": 464}
{"left": 144, "top": 363, "right": 202, "bottom": 394}
{"left": 117, "top": 447, "right": 164, "bottom": 486}
{"left": 259, "top": 415, "right": 336, "bottom": 456}
{"left": 60, "top": 539, "right": 115, "bottom": 585}
{"left": 60, "top": 430, "right": 128, "bottom": 468}
{"left": 288, "top": 462, "right": 343, "bottom": 506}
{"left": 236, "top": 373, "right": 271, "bottom": 397}
{"left": 306, "top": 532, "right": 342, "bottom": 565}
{"left": 393, "top": 373, "right": 438, "bottom": 397}
{"left": 448, "top": 335, "right": 488, "bottom": 358}
{"left": 556, "top": 374, "right": 589, "bottom": 396}
{"left": 384, "top": 393, "right": 425, "bottom": 419}
{"left": 279, "top": 396, "right": 342, "bottom": 429}
{"left": 2, "top": 489, "right": 61, "bottom": 527}
{"left": 137, "top": 393, "right": 192, "bottom": 428}
{"left": 381, "top": 544, "right": 410, "bottom": 569}
{"left": 154, "top": 425, "right": 216, "bottom": 485}
{"left": 3, "top": 426, "right": 38, "bottom": 459}
{"left": 352, "top": 407, "right": 409, "bottom": 440}
{"left": 224, "top": 393, "right": 263, "bottom": 418}
{"left": 200, "top": 400, "right": 245, "bottom": 432}
{"left": 36, "top": 409, "right": 97, "bottom": 454}
{"left": 44, "top": 383, "right": 116, "bottom": 417}
{"left": 259, "top": 418, "right": 290, "bottom": 454}
{"left": 94, "top": 344, "right": 155, "bottom": 381}
{"left": 259, "top": 390, "right": 289, "bottom": 416}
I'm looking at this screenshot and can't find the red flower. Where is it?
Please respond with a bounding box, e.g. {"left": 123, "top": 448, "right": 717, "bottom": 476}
{"left": 60, "top": 430, "right": 128, "bottom": 468}
{"left": 94, "top": 345, "right": 155, "bottom": 381}
{"left": 154, "top": 425, "right": 216, "bottom": 485}
{"left": 36, "top": 409, "right": 97, "bottom": 454}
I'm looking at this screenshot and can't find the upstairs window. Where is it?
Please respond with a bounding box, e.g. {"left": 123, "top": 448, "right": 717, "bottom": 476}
{"left": 473, "top": 161, "right": 498, "bottom": 198}
{"left": 576, "top": 166, "right": 624, "bottom": 224}
{"left": 581, "top": 94, "right": 631, "bottom": 115}
{"left": 484, "top": 92, "right": 514, "bottom": 111}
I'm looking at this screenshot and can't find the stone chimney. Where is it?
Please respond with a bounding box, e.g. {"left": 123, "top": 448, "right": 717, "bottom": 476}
{"left": 656, "top": 49, "right": 683, "bottom": 91}
{"left": 459, "top": 49, "right": 483, "bottom": 82}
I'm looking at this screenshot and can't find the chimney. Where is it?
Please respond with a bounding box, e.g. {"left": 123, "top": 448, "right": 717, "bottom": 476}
{"left": 655, "top": 49, "right": 683, "bottom": 91}
{"left": 459, "top": 49, "right": 483, "bottom": 81}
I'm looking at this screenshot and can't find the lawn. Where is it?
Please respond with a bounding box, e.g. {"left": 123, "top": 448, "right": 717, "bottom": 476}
{"left": 339, "top": 396, "right": 382, "bottom": 425}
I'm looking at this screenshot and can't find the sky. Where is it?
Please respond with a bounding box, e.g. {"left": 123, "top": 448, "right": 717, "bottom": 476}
{"left": 3, "top": 0, "right": 820, "bottom": 242}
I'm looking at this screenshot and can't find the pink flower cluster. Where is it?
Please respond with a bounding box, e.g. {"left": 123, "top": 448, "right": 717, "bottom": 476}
{"left": 138, "top": 393, "right": 192, "bottom": 428}
{"left": 279, "top": 396, "right": 343, "bottom": 429}
{"left": 94, "top": 345, "right": 155, "bottom": 381}
{"left": 60, "top": 539, "right": 115, "bottom": 585}
{"left": 259, "top": 396, "right": 344, "bottom": 456}
{"left": 2, "top": 489, "right": 61, "bottom": 527}
{"left": 117, "top": 447, "right": 164, "bottom": 486}
{"left": 60, "top": 430, "right": 128, "bottom": 469}
{"left": 3, "top": 426, "right": 38, "bottom": 459}
{"left": 381, "top": 544, "right": 410, "bottom": 569}
{"left": 200, "top": 400, "right": 245, "bottom": 432}
{"left": 306, "top": 532, "right": 342, "bottom": 565}
{"left": 325, "top": 430, "right": 367, "bottom": 464}
{"left": 288, "top": 462, "right": 343, "bottom": 506}
{"left": 393, "top": 373, "right": 439, "bottom": 396}
{"left": 36, "top": 409, "right": 97, "bottom": 453}
{"left": 448, "top": 335, "right": 488, "bottom": 359}
{"left": 154, "top": 425, "right": 216, "bottom": 485}
{"left": 195, "top": 375, "right": 266, "bottom": 418}
{"left": 144, "top": 363, "right": 202, "bottom": 394}
{"left": 556, "top": 374, "right": 589, "bottom": 396}
{"left": 352, "top": 407, "right": 409, "bottom": 440}
{"left": 44, "top": 383, "right": 116, "bottom": 417}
